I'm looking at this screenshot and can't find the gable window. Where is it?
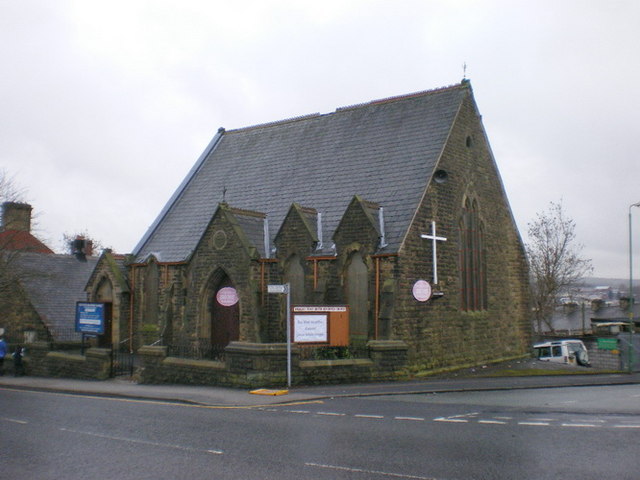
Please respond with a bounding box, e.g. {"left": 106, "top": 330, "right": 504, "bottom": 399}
{"left": 144, "top": 260, "right": 160, "bottom": 324}
{"left": 284, "top": 254, "right": 305, "bottom": 305}
{"left": 459, "top": 198, "right": 487, "bottom": 311}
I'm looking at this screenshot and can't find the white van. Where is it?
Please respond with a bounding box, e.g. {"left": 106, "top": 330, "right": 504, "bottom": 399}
{"left": 533, "top": 340, "right": 589, "bottom": 366}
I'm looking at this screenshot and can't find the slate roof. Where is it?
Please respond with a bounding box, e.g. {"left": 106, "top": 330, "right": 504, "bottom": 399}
{"left": 134, "top": 82, "right": 472, "bottom": 262}
{"left": 14, "top": 253, "right": 98, "bottom": 341}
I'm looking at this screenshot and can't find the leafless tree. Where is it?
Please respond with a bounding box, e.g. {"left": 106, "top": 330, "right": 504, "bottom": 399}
{"left": 0, "top": 169, "right": 24, "bottom": 204}
{"left": 526, "top": 201, "right": 593, "bottom": 333}
{"left": 0, "top": 169, "right": 27, "bottom": 297}
{"left": 61, "top": 230, "right": 107, "bottom": 257}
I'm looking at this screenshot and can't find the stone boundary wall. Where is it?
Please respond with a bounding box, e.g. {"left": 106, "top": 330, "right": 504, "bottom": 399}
{"left": 22, "top": 342, "right": 112, "bottom": 380}
{"left": 20, "top": 340, "right": 409, "bottom": 387}
{"left": 138, "top": 340, "right": 409, "bottom": 388}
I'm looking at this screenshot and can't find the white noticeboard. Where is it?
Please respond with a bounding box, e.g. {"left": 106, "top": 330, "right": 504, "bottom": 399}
{"left": 293, "top": 314, "right": 328, "bottom": 343}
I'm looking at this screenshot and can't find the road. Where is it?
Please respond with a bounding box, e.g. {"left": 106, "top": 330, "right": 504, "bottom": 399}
{"left": 1, "top": 384, "right": 639, "bottom": 479}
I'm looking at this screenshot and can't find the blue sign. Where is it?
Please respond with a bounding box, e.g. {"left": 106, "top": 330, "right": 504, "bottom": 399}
{"left": 75, "top": 302, "right": 105, "bottom": 334}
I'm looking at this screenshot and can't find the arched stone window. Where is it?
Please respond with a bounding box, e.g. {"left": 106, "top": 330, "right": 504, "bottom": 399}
{"left": 284, "top": 254, "right": 305, "bottom": 305}
{"left": 346, "top": 251, "right": 369, "bottom": 340}
{"left": 459, "top": 198, "right": 487, "bottom": 311}
{"left": 144, "top": 260, "right": 160, "bottom": 324}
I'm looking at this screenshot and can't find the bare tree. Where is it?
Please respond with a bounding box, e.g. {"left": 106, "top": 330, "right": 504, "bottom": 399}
{"left": 0, "top": 169, "right": 24, "bottom": 204}
{"left": 526, "top": 201, "right": 593, "bottom": 333}
{"left": 0, "top": 170, "right": 27, "bottom": 297}
{"left": 61, "top": 230, "right": 108, "bottom": 258}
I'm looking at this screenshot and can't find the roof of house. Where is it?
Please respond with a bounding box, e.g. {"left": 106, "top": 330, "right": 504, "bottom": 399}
{"left": 0, "top": 229, "right": 54, "bottom": 254}
{"left": 14, "top": 252, "right": 98, "bottom": 341}
{"left": 134, "top": 81, "right": 473, "bottom": 263}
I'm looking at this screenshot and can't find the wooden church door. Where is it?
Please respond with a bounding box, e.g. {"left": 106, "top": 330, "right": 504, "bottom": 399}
{"left": 346, "top": 251, "right": 369, "bottom": 341}
{"left": 95, "top": 277, "right": 114, "bottom": 348}
{"left": 210, "top": 275, "right": 240, "bottom": 351}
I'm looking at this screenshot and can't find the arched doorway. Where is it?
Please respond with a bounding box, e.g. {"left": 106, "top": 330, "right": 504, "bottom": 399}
{"left": 210, "top": 274, "right": 240, "bottom": 352}
{"left": 346, "top": 251, "right": 369, "bottom": 342}
{"left": 94, "top": 277, "right": 114, "bottom": 348}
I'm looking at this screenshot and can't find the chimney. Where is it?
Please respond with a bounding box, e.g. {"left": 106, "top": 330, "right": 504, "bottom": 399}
{"left": 71, "top": 236, "right": 92, "bottom": 262}
{"left": 2, "top": 202, "right": 32, "bottom": 232}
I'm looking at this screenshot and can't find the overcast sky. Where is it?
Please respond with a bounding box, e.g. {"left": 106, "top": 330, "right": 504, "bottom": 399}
{"left": 1, "top": 0, "right": 639, "bottom": 279}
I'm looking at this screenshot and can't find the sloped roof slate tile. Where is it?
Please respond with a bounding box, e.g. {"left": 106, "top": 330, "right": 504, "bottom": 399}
{"left": 135, "top": 83, "right": 469, "bottom": 262}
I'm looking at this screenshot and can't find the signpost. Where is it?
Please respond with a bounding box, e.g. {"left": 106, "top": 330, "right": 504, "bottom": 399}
{"left": 267, "top": 284, "right": 291, "bottom": 387}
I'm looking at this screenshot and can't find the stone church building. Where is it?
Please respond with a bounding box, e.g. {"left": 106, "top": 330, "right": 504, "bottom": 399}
{"left": 87, "top": 80, "right": 531, "bottom": 385}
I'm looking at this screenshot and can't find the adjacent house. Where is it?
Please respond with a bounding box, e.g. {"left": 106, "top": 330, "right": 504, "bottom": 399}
{"left": 0, "top": 202, "right": 97, "bottom": 345}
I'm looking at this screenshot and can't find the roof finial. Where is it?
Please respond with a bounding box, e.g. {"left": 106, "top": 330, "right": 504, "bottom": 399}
{"left": 222, "top": 185, "right": 227, "bottom": 203}
{"left": 462, "top": 62, "right": 467, "bottom": 80}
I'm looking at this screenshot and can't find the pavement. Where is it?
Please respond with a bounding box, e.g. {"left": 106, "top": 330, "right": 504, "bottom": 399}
{"left": 1, "top": 359, "right": 639, "bottom": 407}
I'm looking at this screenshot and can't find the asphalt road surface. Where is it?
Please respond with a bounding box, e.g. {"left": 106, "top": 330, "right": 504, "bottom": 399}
{"left": 1, "top": 384, "right": 639, "bottom": 479}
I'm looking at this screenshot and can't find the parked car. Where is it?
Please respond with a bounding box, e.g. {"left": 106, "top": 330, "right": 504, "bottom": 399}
{"left": 533, "top": 339, "right": 589, "bottom": 366}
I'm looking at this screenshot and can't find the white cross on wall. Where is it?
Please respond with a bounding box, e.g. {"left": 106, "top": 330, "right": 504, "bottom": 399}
{"left": 420, "top": 221, "right": 447, "bottom": 285}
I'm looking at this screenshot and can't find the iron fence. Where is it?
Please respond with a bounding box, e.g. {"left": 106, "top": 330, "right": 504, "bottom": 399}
{"left": 296, "top": 344, "right": 369, "bottom": 361}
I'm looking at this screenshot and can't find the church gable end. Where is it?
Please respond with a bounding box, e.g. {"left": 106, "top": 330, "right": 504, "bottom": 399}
{"left": 274, "top": 203, "right": 319, "bottom": 259}
{"left": 333, "top": 196, "right": 382, "bottom": 255}
{"left": 396, "top": 86, "right": 530, "bottom": 368}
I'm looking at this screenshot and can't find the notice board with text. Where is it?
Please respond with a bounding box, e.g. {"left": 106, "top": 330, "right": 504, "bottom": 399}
{"left": 291, "top": 305, "right": 349, "bottom": 346}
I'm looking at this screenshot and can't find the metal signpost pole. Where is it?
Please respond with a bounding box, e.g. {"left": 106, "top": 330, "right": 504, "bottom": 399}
{"left": 628, "top": 203, "right": 640, "bottom": 373}
{"left": 285, "top": 283, "right": 291, "bottom": 388}
{"left": 268, "top": 284, "right": 292, "bottom": 388}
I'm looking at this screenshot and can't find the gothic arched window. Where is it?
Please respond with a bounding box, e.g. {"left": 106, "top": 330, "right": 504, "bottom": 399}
{"left": 144, "top": 260, "right": 160, "bottom": 324}
{"left": 284, "top": 255, "right": 305, "bottom": 305}
{"left": 346, "top": 251, "right": 369, "bottom": 339}
{"left": 459, "top": 198, "right": 487, "bottom": 311}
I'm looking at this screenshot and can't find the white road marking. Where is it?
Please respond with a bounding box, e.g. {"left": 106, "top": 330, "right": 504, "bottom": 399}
{"left": 561, "top": 423, "right": 600, "bottom": 428}
{"left": 0, "top": 417, "right": 28, "bottom": 424}
{"left": 284, "top": 408, "right": 640, "bottom": 431}
{"left": 59, "top": 427, "right": 223, "bottom": 455}
{"left": 305, "top": 462, "right": 440, "bottom": 479}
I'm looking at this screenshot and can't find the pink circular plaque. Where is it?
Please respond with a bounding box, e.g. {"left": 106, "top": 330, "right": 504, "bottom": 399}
{"left": 412, "top": 279, "right": 432, "bottom": 302}
{"left": 216, "top": 287, "right": 239, "bottom": 306}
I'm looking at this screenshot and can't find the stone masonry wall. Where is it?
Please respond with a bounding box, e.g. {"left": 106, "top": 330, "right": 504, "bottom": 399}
{"left": 395, "top": 93, "right": 531, "bottom": 370}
